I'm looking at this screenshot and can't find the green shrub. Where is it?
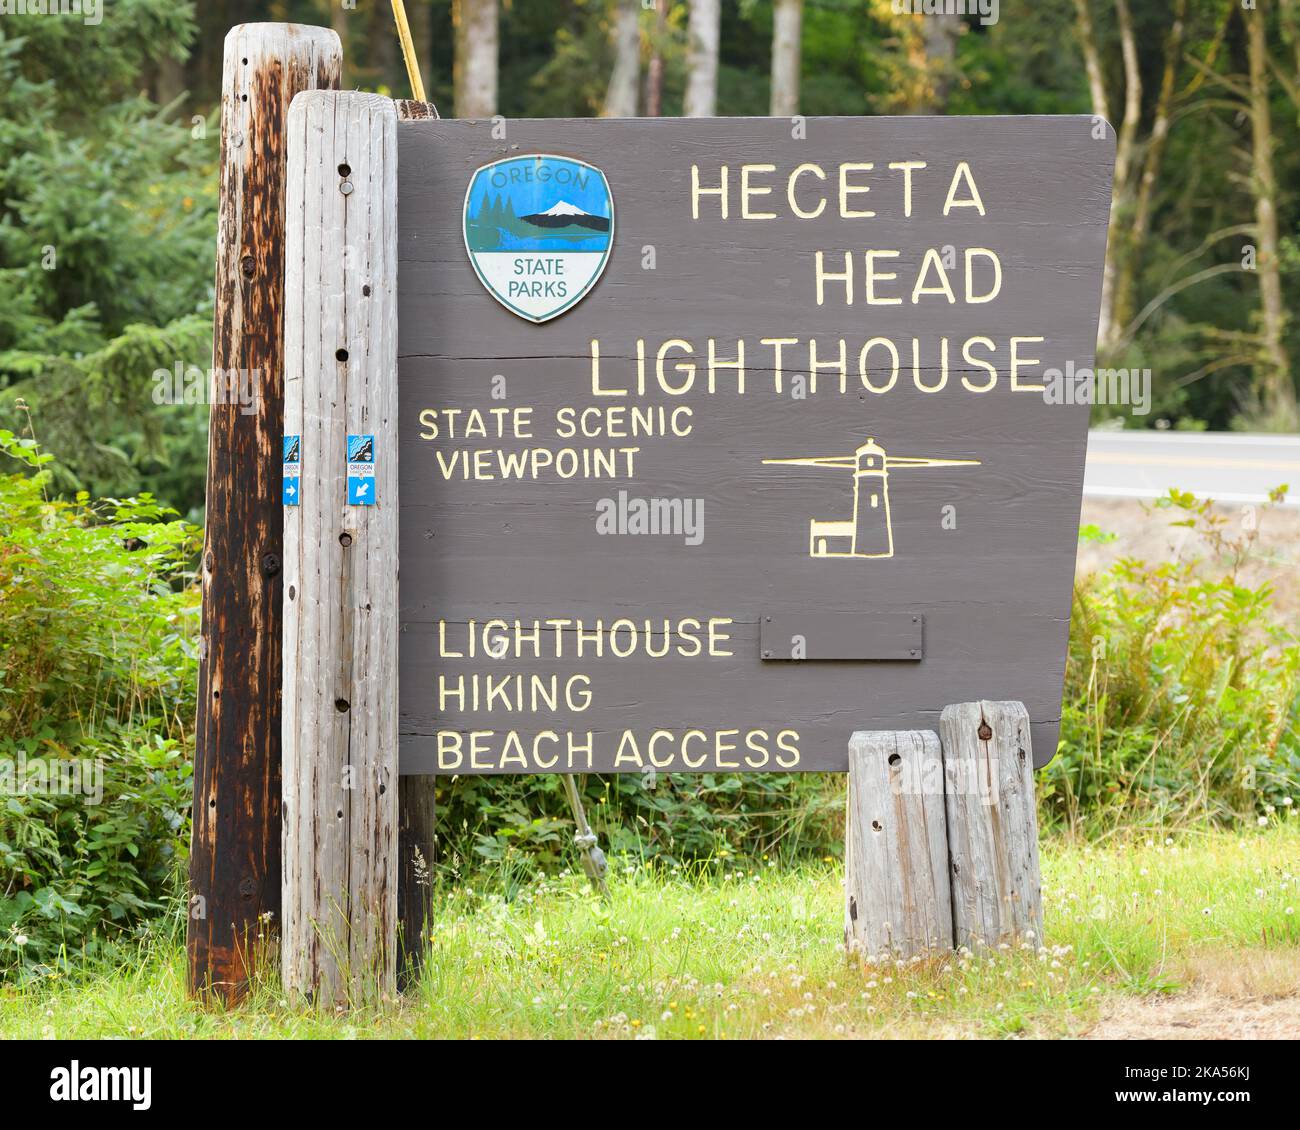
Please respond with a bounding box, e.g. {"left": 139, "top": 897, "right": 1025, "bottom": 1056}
{"left": 1042, "top": 490, "right": 1300, "bottom": 837}
{"left": 433, "top": 771, "right": 845, "bottom": 889}
{"left": 0, "top": 431, "right": 199, "bottom": 979}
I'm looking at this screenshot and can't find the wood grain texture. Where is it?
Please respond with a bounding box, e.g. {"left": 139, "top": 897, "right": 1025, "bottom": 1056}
{"left": 939, "top": 700, "right": 1043, "bottom": 950}
{"left": 282, "top": 89, "right": 400, "bottom": 1005}
{"left": 394, "top": 117, "right": 1114, "bottom": 775}
{"left": 844, "top": 730, "right": 952, "bottom": 961}
{"left": 188, "top": 22, "right": 340, "bottom": 1005}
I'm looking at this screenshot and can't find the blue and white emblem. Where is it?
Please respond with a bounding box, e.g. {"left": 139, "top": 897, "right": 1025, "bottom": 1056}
{"left": 463, "top": 154, "right": 614, "bottom": 323}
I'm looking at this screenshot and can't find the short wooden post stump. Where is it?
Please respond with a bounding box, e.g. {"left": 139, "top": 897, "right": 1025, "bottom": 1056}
{"left": 844, "top": 730, "right": 953, "bottom": 962}
{"left": 939, "top": 700, "right": 1043, "bottom": 951}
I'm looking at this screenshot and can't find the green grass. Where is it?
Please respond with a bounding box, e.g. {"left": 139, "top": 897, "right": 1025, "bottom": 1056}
{"left": 2, "top": 825, "right": 1297, "bottom": 1039}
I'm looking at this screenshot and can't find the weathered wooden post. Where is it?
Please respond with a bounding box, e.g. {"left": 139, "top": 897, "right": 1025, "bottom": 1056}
{"left": 189, "top": 22, "right": 341, "bottom": 1004}
{"left": 281, "top": 89, "right": 400, "bottom": 1005}
{"left": 939, "top": 701, "right": 1044, "bottom": 950}
{"left": 844, "top": 730, "right": 953, "bottom": 961}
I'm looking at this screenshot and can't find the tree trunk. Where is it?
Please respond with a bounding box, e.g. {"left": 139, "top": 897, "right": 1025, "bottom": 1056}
{"left": 153, "top": 53, "right": 186, "bottom": 109}
{"left": 1246, "top": 7, "right": 1298, "bottom": 426}
{"left": 1072, "top": 0, "right": 1108, "bottom": 124}
{"left": 684, "top": 0, "right": 720, "bottom": 117}
{"left": 1075, "top": 0, "right": 1140, "bottom": 354}
{"left": 769, "top": 0, "right": 802, "bottom": 118}
{"left": 604, "top": 0, "right": 641, "bottom": 117}
{"left": 328, "top": 0, "right": 351, "bottom": 86}
{"left": 369, "top": 0, "right": 398, "bottom": 90}
{"left": 1113, "top": 0, "right": 1186, "bottom": 337}
{"left": 918, "top": 11, "right": 960, "bottom": 113}
{"left": 409, "top": 0, "right": 435, "bottom": 96}
{"left": 645, "top": 0, "right": 667, "bottom": 117}
{"left": 454, "top": 0, "right": 498, "bottom": 118}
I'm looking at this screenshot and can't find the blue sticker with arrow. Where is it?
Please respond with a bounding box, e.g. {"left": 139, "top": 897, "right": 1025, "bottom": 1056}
{"left": 347, "top": 434, "right": 375, "bottom": 505}
{"left": 283, "top": 434, "right": 300, "bottom": 507}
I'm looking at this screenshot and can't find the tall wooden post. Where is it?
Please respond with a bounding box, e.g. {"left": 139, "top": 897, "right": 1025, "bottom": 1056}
{"left": 281, "top": 90, "right": 401, "bottom": 1005}
{"left": 392, "top": 96, "right": 440, "bottom": 986}
{"left": 189, "top": 23, "right": 341, "bottom": 1004}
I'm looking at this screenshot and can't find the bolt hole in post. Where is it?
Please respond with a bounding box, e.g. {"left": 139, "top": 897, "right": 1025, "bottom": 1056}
{"left": 887, "top": 753, "right": 901, "bottom": 767}
{"left": 336, "top": 348, "right": 349, "bottom": 362}
{"left": 334, "top": 698, "right": 350, "bottom": 713}
{"left": 871, "top": 820, "right": 883, "bottom": 832}
{"left": 977, "top": 721, "right": 993, "bottom": 741}
{"left": 338, "top": 163, "right": 351, "bottom": 177}
{"left": 339, "top": 532, "right": 352, "bottom": 548}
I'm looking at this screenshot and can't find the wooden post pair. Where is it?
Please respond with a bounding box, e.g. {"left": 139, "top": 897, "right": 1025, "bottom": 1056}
{"left": 843, "top": 700, "right": 1043, "bottom": 962}
{"left": 190, "top": 19, "right": 437, "bottom": 1007}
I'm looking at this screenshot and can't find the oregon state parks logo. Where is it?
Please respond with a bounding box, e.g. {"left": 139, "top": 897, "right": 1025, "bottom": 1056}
{"left": 463, "top": 154, "right": 614, "bottom": 323}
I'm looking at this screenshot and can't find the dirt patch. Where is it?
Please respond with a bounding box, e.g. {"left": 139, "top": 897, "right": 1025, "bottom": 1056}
{"left": 1084, "top": 950, "right": 1300, "bottom": 1040}
{"left": 1077, "top": 498, "right": 1300, "bottom": 625}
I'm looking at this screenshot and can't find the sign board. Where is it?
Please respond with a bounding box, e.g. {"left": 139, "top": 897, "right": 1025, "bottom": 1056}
{"left": 396, "top": 117, "right": 1114, "bottom": 775}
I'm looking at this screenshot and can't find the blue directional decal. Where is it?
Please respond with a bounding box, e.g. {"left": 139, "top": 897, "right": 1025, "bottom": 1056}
{"left": 283, "top": 434, "right": 301, "bottom": 507}
{"left": 347, "top": 433, "right": 375, "bottom": 506}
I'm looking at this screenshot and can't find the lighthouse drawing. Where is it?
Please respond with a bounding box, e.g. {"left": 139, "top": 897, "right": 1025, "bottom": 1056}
{"left": 763, "top": 438, "right": 980, "bottom": 559}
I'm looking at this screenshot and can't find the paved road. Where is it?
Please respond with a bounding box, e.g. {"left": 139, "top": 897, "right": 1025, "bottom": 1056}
{"left": 1085, "top": 430, "right": 1300, "bottom": 507}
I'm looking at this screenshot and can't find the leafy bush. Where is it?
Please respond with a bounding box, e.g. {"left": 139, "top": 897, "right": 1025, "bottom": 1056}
{"left": 1042, "top": 490, "right": 1300, "bottom": 837}
{"left": 433, "top": 771, "right": 845, "bottom": 889}
{"left": 0, "top": 433, "right": 199, "bottom": 979}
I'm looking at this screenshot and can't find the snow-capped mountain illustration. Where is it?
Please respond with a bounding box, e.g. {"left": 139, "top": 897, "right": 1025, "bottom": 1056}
{"left": 519, "top": 199, "right": 611, "bottom": 232}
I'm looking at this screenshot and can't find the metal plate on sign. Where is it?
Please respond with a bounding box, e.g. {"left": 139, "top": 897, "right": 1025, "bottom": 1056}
{"left": 760, "top": 613, "right": 923, "bottom": 661}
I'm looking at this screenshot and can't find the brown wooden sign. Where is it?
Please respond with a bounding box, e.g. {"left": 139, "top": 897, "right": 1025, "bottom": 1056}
{"left": 396, "top": 116, "right": 1114, "bottom": 775}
